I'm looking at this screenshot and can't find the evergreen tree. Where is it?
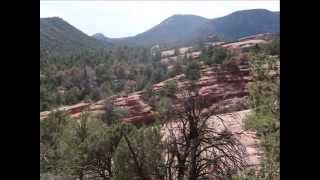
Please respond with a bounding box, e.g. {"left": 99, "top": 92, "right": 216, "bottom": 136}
{"left": 185, "top": 61, "right": 201, "bottom": 81}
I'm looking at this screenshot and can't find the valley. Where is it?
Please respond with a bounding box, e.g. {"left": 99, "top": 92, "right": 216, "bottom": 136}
{"left": 40, "top": 7, "right": 279, "bottom": 180}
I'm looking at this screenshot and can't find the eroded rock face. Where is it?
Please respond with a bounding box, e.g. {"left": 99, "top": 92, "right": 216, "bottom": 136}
{"left": 160, "top": 33, "right": 273, "bottom": 67}
{"left": 161, "top": 109, "right": 261, "bottom": 167}
{"left": 238, "top": 33, "right": 276, "bottom": 41}
{"left": 208, "top": 110, "right": 262, "bottom": 167}
{"left": 40, "top": 102, "right": 90, "bottom": 120}
{"left": 222, "top": 39, "right": 267, "bottom": 49}
{"left": 40, "top": 33, "right": 278, "bottom": 122}
{"left": 40, "top": 59, "right": 253, "bottom": 123}
{"left": 222, "top": 33, "right": 276, "bottom": 50}
{"left": 160, "top": 51, "right": 201, "bottom": 66}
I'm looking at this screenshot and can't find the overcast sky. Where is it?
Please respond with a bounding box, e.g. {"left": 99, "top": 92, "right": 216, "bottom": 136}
{"left": 40, "top": 1, "right": 280, "bottom": 38}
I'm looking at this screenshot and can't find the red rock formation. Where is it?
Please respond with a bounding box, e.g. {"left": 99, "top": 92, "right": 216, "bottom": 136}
{"left": 40, "top": 60, "right": 253, "bottom": 122}
{"left": 40, "top": 38, "right": 278, "bottom": 123}
{"left": 222, "top": 39, "right": 267, "bottom": 49}
{"left": 40, "top": 103, "right": 90, "bottom": 120}
{"left": 238, "top": 33, "right": 275, "bottom": 41}
{"left": 161, "top": 110, "right": 262, "bottom": 167}
{"left": 222, "top": 33, "right": 276, "bottom": 50}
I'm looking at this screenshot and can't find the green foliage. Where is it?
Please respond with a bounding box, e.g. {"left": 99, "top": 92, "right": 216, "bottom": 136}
{"left": 244, "top": 53, "right": 279, "bottom": 179}
{"left": 261, "top": 37, "right": 280, "bottom": 56}
{"left": 185, "top": 61, "right": 201, "bottom": 81}
{"left": 40, "top": 110, "right": 136, "bottom": 179}
{"left": 40, "top": 16, "right": 280, "bottom": 179}
{"left": 99, "top": 81, "right": 114, "bottom": 97}
{"left": 113, "top": 125, "right": 164, "bottom": 180}
{"left": 160, "top": 80, "right": 177, "bottom": 98}
{"left": 211, "top": 46, "right": 228, "bottom": 64}
{"left": 169, "top": 58, "right": 184, "bottom": 77}
{"left": 199, "top": 51, "right": 210, "bottom": 64}
{"left": 150, "top": 63, "right": 168, "bottom": 84}
{"left": 40, "top": 17, "right": 109, "bottom": 56}
{"left": 60, "top": 114, "right": 93, "bottom": 178}
{"left": 231, "top": 169, "right": 257, "bottom": 180}
{"left": 40, "top": 111, "right": 70, "bottom": 175}
{"left": 40, "top": 46, "right": 169, "bottom": 112}
{"left": 202, "top": 46, "right": 228, "bottom": 65}
{"left": 242, "top": 37, "right": 280, "bottom": 57}
{"left": 81, "top": 121, "right": 129, "bottom": 179}
{"left": 141, "top": 83, "right": 154, "bottom": 100}
{"left": 40, "top": 174, "right": 73, "bottom": 180}
{"left": 154, "top": 97, "right": 175, "bottom": 121}
{"left": 102, "top": 101, "right": 121, "bottom": 125}
{"left": 91, "top": 9, "right": 278, "bottom": 46}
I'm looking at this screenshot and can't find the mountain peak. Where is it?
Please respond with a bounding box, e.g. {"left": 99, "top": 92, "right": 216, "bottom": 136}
{"left": 207, "top": 8, "right": 279, "bottom": 40}
{"left": 162, "top": 14, "right": 209, "bottom": 23}
{"left": 92, "top": 33, "right": 112, "bottom": 42}
{"left": 40, "top": 17, "right": 110, "bottom": 55}
{"left": 42, "top": 8, "right": 279, "bottom": 49}
{"left": 227, "top": 9, "right": 274, "bottom": 17}
{"left": 92, "top": 33, "right": 107, "bottom": 39}
{"left": 40, "top": 16, "right": 65, "bottom": 22}
{"left": 170, "top": 14, "right": 205, "bottom": 18}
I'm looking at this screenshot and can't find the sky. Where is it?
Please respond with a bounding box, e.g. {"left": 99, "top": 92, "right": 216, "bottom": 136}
{"left": 40, "top": 1, "right": 280, "bottom": 38}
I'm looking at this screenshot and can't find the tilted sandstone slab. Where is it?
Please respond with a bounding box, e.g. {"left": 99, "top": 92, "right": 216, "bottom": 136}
{"left": 161, "top": 109, "right": 261, "bottom": 167}
{"left": 208, "top": 110, "right": 261, "bottom": 166}
{"left": 40, "top": 52, "right": 282, "bottom": 124}
{"left": 40, "top": 60, "right": 253, "bottom": 123}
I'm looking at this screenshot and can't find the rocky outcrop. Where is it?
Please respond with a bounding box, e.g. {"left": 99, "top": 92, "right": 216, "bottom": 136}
{"left": 161, "top": 109, "right": 261, "bottom": 167}
{"left": 238, "top": 32, "right": 276, "bottom": 41}
{"left": 40, "top": 33, "right": 278, "bottom": 122}
{"left": 222, "top": 39, "right": 267, "bottom": 49}
{"left": 113, "top": 92, "right": 154, "bottom": 124}
{"left": 40, "top": 58, "right": 253, "bottom": 123}
{"left": 40, "top": 102, "right": 90, "bottom": 120}
{"left": 221, "top": 32, "right": 276, "bottom": 50}
{"left": 160, "top": 51, "right": 201, "bottom": 66}
{"left": 160, "top": 33, "right": 274, "bottom": 66}
{"left": 208, "top": 110, "right": 262, "bottom": 167}
{"left": 160, "top": 46, "right": 194, "bottom": 58}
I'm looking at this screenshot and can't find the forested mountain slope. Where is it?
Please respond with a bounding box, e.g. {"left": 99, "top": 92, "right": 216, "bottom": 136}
{"left": 40, "top": 17, "right": 112, "bottom": 56}
{"left": 94, "top": 9, "right": 279, "bottom": 46}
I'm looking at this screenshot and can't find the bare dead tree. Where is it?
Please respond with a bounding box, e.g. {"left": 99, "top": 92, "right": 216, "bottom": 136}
{"left": 162, "top": 86, "right": 247, "bottom": 180}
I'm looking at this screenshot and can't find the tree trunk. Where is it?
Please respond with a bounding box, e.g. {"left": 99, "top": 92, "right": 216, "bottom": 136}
{"left": 106, "top": 157, "right": 112, "bottom": 178}
{"left": 123, "top": 134, "right": 149, "bottom": 180}
{"left": 78, "top": 172, "right": 83, "bottom": 180}
{"left": 188, "top": 139, "right": 198, "bottom": 180}
{"left": 188, "top": 114, "right": 199, "bottom": 180}
{"left": 177, "top": 159, "right": 186, "bottom": 180}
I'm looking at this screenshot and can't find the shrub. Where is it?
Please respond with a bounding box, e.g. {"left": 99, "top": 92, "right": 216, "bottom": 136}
{"left": 185, "top": 61, "right": 201, "bottom": 81}
{"left": 160, "top": 80, "right": 177, "bottom": 98}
